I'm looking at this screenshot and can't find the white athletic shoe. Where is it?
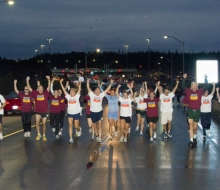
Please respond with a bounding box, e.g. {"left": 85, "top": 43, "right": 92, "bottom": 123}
{"left": 52, "top": 128, "right": 55, "bottom": 132}
{"left": 128, "top": 128, "right": 131, "bottom": 134}
{"left": 207, "top": 130, "right": 210, "bottom": 135}
{"left": 96, "top": 136, "right": 99, "bottom": 142}
{"left": 0, "top": 132, "right": 4, "bottom": 140}
{"left": 135, "top": 127, "right": 139, "bottom": 131}
{"left": 101, "top": 118, "right": 103, "bottom": 121}
{"left": 140, "top": 131, "right": 143, "bottom": 136}
{"left": 98, "top": 137, "right": 102, "bottom": 143}
{"left": 153, "top": 131, "right": 157, "bottom": 138}
{"left": 150, "top": 138, "right": 153, "bottom": 143}
{"left": 27, "top": 132, "right": 31, "bottom": 137}
{"left": 89, "top": 128, "right": 92, "bottom": 133}
{"left": 69, "top": 138, "right": 74, "bottom": 143}
{"left": 56, "top": 135, "right": 59, "bottom": 139}
{"left": 114, "top": 131, "right": 118, "bottom": 137}
{"left": 58, "top": 131, "right": 62, "bottom": 136}
{"left": 124, "top": 137, "right": 127, "bottom": 143}
{"left": 77, "top": 129, "right": 82, "bottom": 137}
{"left": 91, "top": 134, "right": 95, "bottom": 141}
{"left": 24, "top": 132, "right": 28, "bottom": 137}
{"left": 120, "top": 136, "right": 124, "bottom": 142}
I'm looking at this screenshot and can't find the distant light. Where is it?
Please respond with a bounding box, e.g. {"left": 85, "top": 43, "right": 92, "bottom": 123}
{"left": 164, "top": 36, "right": 168, "bottom": 39}
{"left": 160, "top": 57, "right": 163, "bottom": 59}
{"left": 158, "top": 63, "right": 160, "bottom": 65}
{"left": 115, "top": 61, "right": 118, "bottom": 63}
{"left": 8, "top": 1, "right": 14, "bottom": 5}
{"left": 96, "top": 49, "right": 100, "bottom": 53}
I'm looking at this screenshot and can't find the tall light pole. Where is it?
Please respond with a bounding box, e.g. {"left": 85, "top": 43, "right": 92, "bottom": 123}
{"left": 85, "top": 49, "right": 100, "bottom": 78}
{"left": 164, "top": 35, "right": 185, "bottom": 74}
{"left": 158, "top": 62, "right": 167, "bottom": 85}
{"left": 124, "top": 44, "right": 129, "bottom": 69}
{"left": 161, "top": 55, "right": 173, "bottom": 86}
{"left": 0, "top": 1, "right": 14, "bottom": 5}
{"left": 146, "top": 38, "right": 151, "bottom": 75}
{"left": 40, "top": 45, "right": 45, "bottom": 62}
{"left": 47, "top": 38, "right": 52, "bottom": 67}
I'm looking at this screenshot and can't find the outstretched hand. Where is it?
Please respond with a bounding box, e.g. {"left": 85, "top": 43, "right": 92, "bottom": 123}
{"left": 183, "top": 73, "right": 187, "bottom": 79}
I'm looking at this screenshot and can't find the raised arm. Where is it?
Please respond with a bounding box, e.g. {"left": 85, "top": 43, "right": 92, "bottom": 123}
{"left": 144, "top": 81, "right": 148, "bottom": 95}
{"left": 216, "top": 88, "right": 220, "bottom": 101}
{"left": 26, "top": 76, "right": 32, "bottom": 92}
{"left": 172, "top": 80, "right": 179, "bottom": 94}
{"left": 46, "top": 75, "right": 51, "bottom": 92}
{"left": 59, "top": 79, "right": 68, "bottom": 96}
{"left": 65, "top": 81, "right": 69, "bottom": 91}
{"left": 50, "top": 78, "right": 55, "bottom": 94}
{"left": 77, "top": 81, "right": 81, "bottom": 94}
{"left": 154, "top": 81, "right": 160, "bottom": 94}
{"left": 127, "top": 84, "right": 133, "bottom": 99}
{"left": 14, "top": 79, "right": 19, "bottom": 94}
{"left": 210, "top": 82, "right": 215, "bottom": 96}
{"left": 98, "top": 80, "right": 104, "bottom": 93}
{"left": 104, "top": 79, "right": 113, "bottom": 94}
{"left": 116, "top": 84, "right": 121, "bottom": 98}
{"left": 87, "top": 79, "right": 92, "bottom": 93}
{"left": 181, "top": 73, "right": 187, "bottom": 92}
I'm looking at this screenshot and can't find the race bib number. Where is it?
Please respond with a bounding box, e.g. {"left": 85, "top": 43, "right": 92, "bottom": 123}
{"left": 121, "top": 103, "right": 129, "bottom": 107}
{"left": 93, "top": 97, "right": 101, "bottom": 102}
{"left": 37, "top": 95, "right": 44, "bottom": 101}
{"left": 23, "top": 97, "right": 30, "bottom": 103}
{"left": 190, "top": 94, "right": 198, "bottom": 100}
{"left": 163, "top": 97, "right": 170, "bottom": 102}
{"left": 203, "top": 99, "right": 210, "bottom": 104}
{"left": 69, "top": 99, "right": 76, "bottom": 104}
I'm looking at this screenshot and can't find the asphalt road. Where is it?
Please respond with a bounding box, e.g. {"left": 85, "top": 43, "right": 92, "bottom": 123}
{"left": 1, "top": 102, "right": 220, "bottom": 190}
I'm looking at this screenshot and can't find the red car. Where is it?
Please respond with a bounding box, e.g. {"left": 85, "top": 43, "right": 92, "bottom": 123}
{"left": 4, "top": 92, "right": 22, "bottom": 115}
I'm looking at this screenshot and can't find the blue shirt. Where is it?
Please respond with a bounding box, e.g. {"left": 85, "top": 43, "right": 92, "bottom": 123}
{"left": 105, "top": 94, "right": 119, "bottom": 112}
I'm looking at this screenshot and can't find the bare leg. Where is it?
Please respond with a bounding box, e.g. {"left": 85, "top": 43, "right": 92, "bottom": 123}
{"left": 68, "top": 118, "right": 73, "bottom": 139}
{"left": 149, "top": 122, "right": 153, "bottom": 138}
{"left": 42, "top": 117, "right": 47, "bottom": 136}
{"left": 35, "top": 114, "right": 41, "bottom": 135}
{"left": 140, "top": 118, "right": 145, "bottom": 132}
{"left": 188, "top": 119, "right": 194, "bottom": 139}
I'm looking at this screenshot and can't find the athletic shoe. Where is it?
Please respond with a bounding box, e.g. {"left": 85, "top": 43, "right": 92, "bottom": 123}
{"left": 0, "top": 133, "right": 3, "bottom": 140}
{"left": 109, "top": 136, "right": 113, "bottom": 141}
{"left": 147, "top": 124, "right": 149, "bottom": 127}
{"left": 207, "top": 130, "right": 210, "bottom": 135}
{"left": 193, "top": 138, "right": 197, "bottom": 146}
{"left": 91, "top": 134, "right": 95, "bottom": 141}
{"left": 52, "top": 128, "right": 55, "bottom": 132}
{"left": 42, "top": 135, "right": 47, "bottom": 141}
{"left": 167, "top": 132, "right": 172, "bottom": 138}
{"left": 189, "top": 141, "right": 194, "bottom": 148}
{"left": 69, "top": 138, "right": 74, "bottom": 143}
{"left": 98, "top": 137, "right": 102, "bottom": 143}
{"left": 56, "top": 135, "right": 59, "bottom": 139}
{"left": 96, "top": 136, "right": 99, "bottom": 142}
{"left": 150, "top": 138, "right": 153, "bottom": 143}
{"left": 153, "top": 132, "right": 157, "bottom": 138}
{"left": 124, "top": 137, "right": 127, "bottom": 143}
{"left": 36, "top": 134, "right": 41, "bottom": 141}
{"left": 120, "top": 136, "right": 124, "bottom": 142}
{"left": 203, "top": 135, "right": 206, "bottom": 139}
{"left": 135, "top": 127, "right": 139, "bottom": 131}
{"left": 128, "top": 128, "right": 131, "bottom": 134}
{"left": 58, "top": 131, "right": 62, "bottom": 136}
{"left": 24, "top": 132, "right": 28, "bottom": 137}
{"left": 114, "top": 131, "right": 118, "bottom": 137}
{"left": 27, "top": 132, "right": 31, "bottom": 137}
{"left": 89, "top": 128, "right": 92, "bottom": 133}
{"left": 164, "top": 133, "right": 168, "bottom": 139}
{"left": 77, "top": 130, "right": 82, "bottom": 137}
{"left": 140, "top": 131, "right": 143, "bottom": 136}
{"left": 101, "top": 118, "right": 103, "bottom": 120}
{"left": 61, "top": 128, "right": 63, "bottom": 131}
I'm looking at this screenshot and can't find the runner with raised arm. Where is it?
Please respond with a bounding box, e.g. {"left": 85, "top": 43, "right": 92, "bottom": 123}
{"left": 159, "top": 80, "right": 179, "bottom": 139}
{"left": 87, "top": 78, "right": 113, "bottom": 143}
{"left": 60, "top": 79, "right": 81, "bottom": 143}
{"left": 116, "top": 84, "right": 133, "bottom": 143}
{"left": 26, "top": 76, "right": 50, "bottom": 141}
{"left": 200, "top": 82, "right": 215, "bottom": 138}
{"left": 181, "top": 73, "right": 209, "bottom": 147}
{"left": 14, "top": 79, "right": 33, "bottom": 138}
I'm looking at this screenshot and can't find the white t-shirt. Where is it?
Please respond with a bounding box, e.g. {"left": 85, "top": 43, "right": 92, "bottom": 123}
{"left": 160, "top": 92, "right": 175, "bottom": 112}
{"left": 0, "top": 94, "right": 6, "bottom": 115}
{"left": 119, "top": 97, "right": 133, "bottom": 117}
{"left": 65, "top": 93, "right": 80, "bottom": 114}
{"left": 89, "top": 91, "right": 105, "bottom": 112}
{"left": 201, "top": 95, "right": 213, "bottom": 113}
{"left": 135, "top": 96, "right": 147, "bottom": 110}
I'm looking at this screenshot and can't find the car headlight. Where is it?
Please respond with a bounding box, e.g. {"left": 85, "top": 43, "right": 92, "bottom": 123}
{"left": 12, "top": 105, "right": 18, "bottom": 109}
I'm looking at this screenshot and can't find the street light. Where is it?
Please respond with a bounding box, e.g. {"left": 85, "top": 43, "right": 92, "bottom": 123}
{"left": 47, "top": 38, "right": 52, "bottom": 54}
{"left": 146, "top": 38, "right": 151, "bottom": 75}
{"left": 105, "top": 60, "right": 118, "bottom": 77}
{"left": 85, "top": 49, "right": 100, "bottom": 78}
{"left": 164, "top": 35, "right": 185, "bottom": 74}
{"left": 158, "top": 62, "right": 167, "bottom": 85}
{"left": 124, "top": 44, "right": 129, "bottom": 69}
{"left": 161, "top": 55, "right": 173, "bottom": 86}
{"left": 0, "top": 1, "right": 14, "bottom": 5}
{"left": 40, "top": 45, "right": 45, "bottom": 62}
{"left": 35, "top": 49, "right": 38, "bottom": 56}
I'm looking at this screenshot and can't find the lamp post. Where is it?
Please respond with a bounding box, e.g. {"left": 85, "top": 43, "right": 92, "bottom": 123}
{"left": 47, "top": 38, "right": 52, "bottom": 67}
{"left": 161, "top": 55, "right": 173, "bottom": 86}
{"left": 158, "top": 62, "right": 167, "bottom": 85}
{"left": 164, "top": 35, "right": 184, "bottom": 74}
{"left": 40, "top": 45, "right": 45, "bottom": 62}
{"left": 85, "top": 49, "right": 100, "bottom": 78}
{"left": 146, "top": 38, "right": 151, "bottom": 75}
{"left": 0, "top": 1, "right": 14, "bottom": 5}
{"left": 124, "top": 44, "right": 129, "bottom": 69}
{"left": 105, "top": 60, "right": 118, "bottom": 77}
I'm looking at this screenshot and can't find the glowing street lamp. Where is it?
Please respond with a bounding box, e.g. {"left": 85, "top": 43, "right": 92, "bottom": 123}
{"left": 146, "top": 38, "right": 151, "bottom": 75}
{"left": 85, "top": 49, "right": 100, "bottom": 78}
{"left": 0, "top": 1, "right": 14, "bottom": 5}
{"left": 124, "top": 44, "right": 129, "bottom": 69}
{"left": 164, "top": 35, "right": 185, "bottom": 74}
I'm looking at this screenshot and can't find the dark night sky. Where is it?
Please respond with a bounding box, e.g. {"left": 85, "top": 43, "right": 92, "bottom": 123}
{"left": 0, "top": 0, "right": 220, "bottom": 59}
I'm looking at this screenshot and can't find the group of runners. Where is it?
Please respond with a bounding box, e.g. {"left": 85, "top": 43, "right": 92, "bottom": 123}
{"left": 0, "top": 74, "right": 219, "bottom": 147}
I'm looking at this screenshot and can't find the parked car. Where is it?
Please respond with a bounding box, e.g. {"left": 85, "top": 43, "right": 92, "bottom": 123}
{"left": 4, "top": 92, "right": 22, "bottom": 115}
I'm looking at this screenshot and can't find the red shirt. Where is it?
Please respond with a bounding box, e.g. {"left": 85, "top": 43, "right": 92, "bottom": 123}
{"left": 31, "top": 90, "right": 49, "bottom": 113}
{"left": 18, "top": 92, "right": 33, "bottom": 112}
{"left": 49, "top": 94, "right": 61, "bottom": 113}
{"left": 185, "top": 88, "right": 204, "bottom": 110}
{"left": 85, "top": 95, "right": 90, "bottom": 115}
{"left": 144, "top": 98, "right": 160, "bottom": 117}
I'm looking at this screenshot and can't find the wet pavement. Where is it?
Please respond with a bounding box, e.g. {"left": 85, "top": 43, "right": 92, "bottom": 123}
{"left": 1, "top": 102, "right": 220, "bottom": 190}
